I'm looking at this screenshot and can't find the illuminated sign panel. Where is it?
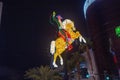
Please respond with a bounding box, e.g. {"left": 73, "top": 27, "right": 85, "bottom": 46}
{"left": 115, "top": 26, "right": 120, "bottom": 37}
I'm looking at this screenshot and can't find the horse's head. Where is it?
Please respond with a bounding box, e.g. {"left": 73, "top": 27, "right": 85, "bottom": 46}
{"left": 62, "top": 19, "right": 76, "bottom": 31}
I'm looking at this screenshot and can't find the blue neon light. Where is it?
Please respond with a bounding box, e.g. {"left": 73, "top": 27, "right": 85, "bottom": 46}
{"left": 83, "top": 0, "right": 95, "bottom": 18}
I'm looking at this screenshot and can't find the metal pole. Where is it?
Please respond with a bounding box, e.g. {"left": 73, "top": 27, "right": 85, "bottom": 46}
{"left": 64, "top": 50, "right": 68, "bottom": 80}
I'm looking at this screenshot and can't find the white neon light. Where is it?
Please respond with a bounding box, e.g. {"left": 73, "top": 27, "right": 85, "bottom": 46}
{"left": 79, "top": 36, "right": 86, "bottom": 43}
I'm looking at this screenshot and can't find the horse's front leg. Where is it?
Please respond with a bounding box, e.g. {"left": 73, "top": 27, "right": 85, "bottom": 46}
{"left": 79, "top": 36, "right": 86, "bottom": 43}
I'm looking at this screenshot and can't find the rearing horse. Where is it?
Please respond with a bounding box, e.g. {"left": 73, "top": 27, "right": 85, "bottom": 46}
{"left": 50, "top": 19, "right": 86, "bottom": 67}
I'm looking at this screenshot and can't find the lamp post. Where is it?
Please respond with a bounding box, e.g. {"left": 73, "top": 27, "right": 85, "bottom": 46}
{"left": 63, "top": 50, "right": 69, "bottom": 80}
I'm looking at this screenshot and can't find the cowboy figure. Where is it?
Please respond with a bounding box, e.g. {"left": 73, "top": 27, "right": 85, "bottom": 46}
{"left": 51, "top": 11, "right": 72, "bottom": 50}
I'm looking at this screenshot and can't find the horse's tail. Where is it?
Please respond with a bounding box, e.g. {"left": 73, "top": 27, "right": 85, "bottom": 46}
{"left": 50, "top": 40, "right": 55, "bottom": 55}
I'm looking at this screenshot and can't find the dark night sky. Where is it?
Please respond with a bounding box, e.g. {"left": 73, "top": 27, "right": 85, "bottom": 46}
{"left": 0, "top": 0, "right": 87, "bottom": 78}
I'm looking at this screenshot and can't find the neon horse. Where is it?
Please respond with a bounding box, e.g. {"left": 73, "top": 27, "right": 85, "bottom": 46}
{"left": 50, "top": 19, "right": 86, "bottom": 67}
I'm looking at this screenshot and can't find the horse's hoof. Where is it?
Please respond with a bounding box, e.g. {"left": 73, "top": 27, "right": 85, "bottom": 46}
{"left": 60, "top": 61, "right": 63, "bottom": 65}
{"left": 53, "top": 63, "right": 58, "bottom": 67}
{"left": 54, "top": 64, "right": 58, "bottom": 67}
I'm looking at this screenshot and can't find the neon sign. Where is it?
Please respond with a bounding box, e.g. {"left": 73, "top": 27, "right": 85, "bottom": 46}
{"left": 50, "top": 12, "right": 86, "bottom": 67}
{"left": 83, "top": 0, "right": 95, "bottom": 18}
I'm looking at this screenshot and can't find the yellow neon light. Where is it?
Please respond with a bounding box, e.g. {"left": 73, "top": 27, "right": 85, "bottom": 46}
{"left": 50, "top": 18, "right": 86, "bottom": 67}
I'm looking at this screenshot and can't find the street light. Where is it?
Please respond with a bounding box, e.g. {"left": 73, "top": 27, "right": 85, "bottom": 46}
{"left": 104, "top": 71, "right": 111, "bottom": 80}
{"left": 80, "top": 68, "right": 90, "bottom": 79}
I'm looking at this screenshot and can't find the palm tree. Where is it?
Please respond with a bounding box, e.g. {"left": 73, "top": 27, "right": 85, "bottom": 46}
{"left": 66, "top": 50, "right": 85, "bottom": 80}
{"left": 67, "top": 37, "right": 93, "bottom": 80}
{"left": 24, "top": 65, "right": 63, "bottom": 80}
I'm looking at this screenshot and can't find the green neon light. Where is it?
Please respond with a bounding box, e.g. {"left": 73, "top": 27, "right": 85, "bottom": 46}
{"left": 115, "top": 26, "right": 120, "bottom": 37}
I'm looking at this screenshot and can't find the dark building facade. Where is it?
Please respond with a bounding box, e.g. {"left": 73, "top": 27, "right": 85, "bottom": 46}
{"left": 84, "top": 0, "right": 120, "bottom": 79}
